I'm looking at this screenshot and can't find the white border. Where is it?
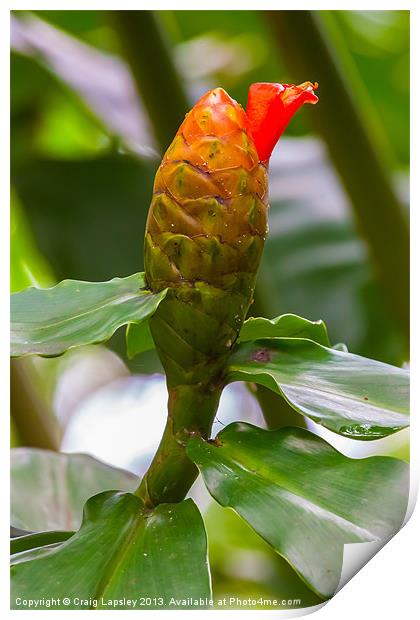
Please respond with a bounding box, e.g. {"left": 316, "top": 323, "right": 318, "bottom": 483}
{"left": 2, "top": 2, "right": 418, "bottom": 618}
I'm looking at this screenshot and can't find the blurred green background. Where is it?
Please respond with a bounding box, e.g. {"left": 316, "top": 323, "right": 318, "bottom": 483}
{"left": 10, "top": 10, "right": 409, "bottom": 608}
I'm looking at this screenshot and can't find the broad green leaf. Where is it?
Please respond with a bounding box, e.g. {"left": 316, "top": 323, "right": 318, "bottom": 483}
{"left": 238, "top": 316, "right": 331, "bottom": 431}
{"left": 11, "top": 273, "right": 167, "bottom": 357}
{"left": 11, "top": 449, "right": 138, "bottom": 531}
{"left": 187, "top": 423, "right": 408, "bottom": 598}
{"left": 226, "top": 338, "right": 409, "bottom": 439}
{"left": 11, "top": 531, "right": 74, "bottom": 555}
{"left": 239, "top": 314, "right": 330, "bottom": 346}
{"left": 11, "top": 492, "right": 211, "bottom": 609}
{"left": 11, "top": 543, "right": 67, "bottom": 566}
{"left": 126, "top": 320, "right": 155, "bottom": 358}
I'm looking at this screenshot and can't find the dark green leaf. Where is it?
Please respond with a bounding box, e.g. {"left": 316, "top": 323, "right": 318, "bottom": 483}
{"left": 226, "top": 338, "right": 409, "bottom": 439}
{"left": 11, "top": 492, "right": 211, "bottom": 609}
{"left": 11, "top": 449, "right": 138, "bottom": 531}
{"left": 239, "top": 314, "right": 330, "bottom": 346}
{"left": 11, "top": 273, "right": 166, "bottom": 357}
{"left": 187, "top": 423, "right": 408, "bottom": 598}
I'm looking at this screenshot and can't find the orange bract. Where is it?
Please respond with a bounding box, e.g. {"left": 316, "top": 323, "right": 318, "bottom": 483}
{"left": 178, "top": 88, "right": 249, "bottom": 141}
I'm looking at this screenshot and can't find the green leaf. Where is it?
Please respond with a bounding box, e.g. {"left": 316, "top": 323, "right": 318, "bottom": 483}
{"left": 11, "top": 449, "right": 138, "bottom": 531}
{"left": 226, "top": 338, "right": 409, "bottom": 439}
{"left": 187, "top": 423, "right": 408, "bottom": 598}
{"left": 11, "top": 541, "right": 72, "bottom": 566}
{"left": 11, "top": 492, "right": 211, "bottom": 609}
{"left": 126, "top": 312, "right": 331, "bottom": 359}
{"left": 126, "top": 320, "right": 155, "bottom": 358}
{"left": 239, "top": 314, "right": 330, "bottom": 346}
{"left": 204, "top": 500, "right": 324, "bottom": 608}
{"left": 11, "top": 531, "right": 74, "bottom": 555}
{"left": 10, "top": 272, "right": 167, "bottom": 357}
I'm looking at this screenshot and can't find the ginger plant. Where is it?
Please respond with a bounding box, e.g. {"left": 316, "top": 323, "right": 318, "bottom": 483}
{"left": 140, "top": 81, "right": 318, "bottom": 505}
{"left": 10, "top": 82, "right": 409, "bottom": 608}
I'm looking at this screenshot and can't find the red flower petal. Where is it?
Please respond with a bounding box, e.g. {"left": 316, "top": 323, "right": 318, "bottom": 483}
{"left": 246, "top": 82, "right": 318, "bottom": 162}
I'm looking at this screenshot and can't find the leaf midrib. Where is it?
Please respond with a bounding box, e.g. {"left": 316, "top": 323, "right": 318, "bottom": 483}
{"left": 91, "top": 506, "right": 148, "bottom": 605}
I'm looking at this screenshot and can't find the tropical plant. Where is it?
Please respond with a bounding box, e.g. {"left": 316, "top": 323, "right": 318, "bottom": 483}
{"left": 10, "top": 78, "right": 409, "bottom": 610}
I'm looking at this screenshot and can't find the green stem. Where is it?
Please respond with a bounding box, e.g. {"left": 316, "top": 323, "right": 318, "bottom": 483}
{"left": 135, "top": 384, "right": 221, "bottom": 506}
{"left": 11, "top": 359, "right": 61, "bottom": 450}
{"left": 251, "top": 384, "right": 306, "bottom": 430}
{"left": 265, "top": 10, "right": 409, "bottom": 350}
{"left": 110, "top": 10, "right": 190, "bottom": 154}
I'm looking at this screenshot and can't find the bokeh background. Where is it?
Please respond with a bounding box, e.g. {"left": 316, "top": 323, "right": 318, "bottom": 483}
{"left": 10, "top": 10, "right": 409, "bottom": 608}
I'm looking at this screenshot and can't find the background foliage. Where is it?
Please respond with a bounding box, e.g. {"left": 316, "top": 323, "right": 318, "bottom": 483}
{"left": 10, "top": 9, "right": 409, "bottom": 606}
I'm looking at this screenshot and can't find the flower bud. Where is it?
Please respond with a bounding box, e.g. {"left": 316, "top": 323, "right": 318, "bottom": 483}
{"left": 145, "top": 83, "right": 317, "bottom": 386}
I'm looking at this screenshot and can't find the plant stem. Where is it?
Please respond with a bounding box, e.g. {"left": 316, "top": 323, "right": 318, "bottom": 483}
{"left": 265, "top": 10, "right": 409, "bottom": 350}
{"left": 11, "top": 359, "right": 61, "bottom": 450}
{"left": 252, "top": 384, "right": 306, "bottom": 430}
{"left": 135, "top": 384, "right": 222, "bottom": 506}
{"left": 110, "top": 10, "right": 190, "bottom": 154}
